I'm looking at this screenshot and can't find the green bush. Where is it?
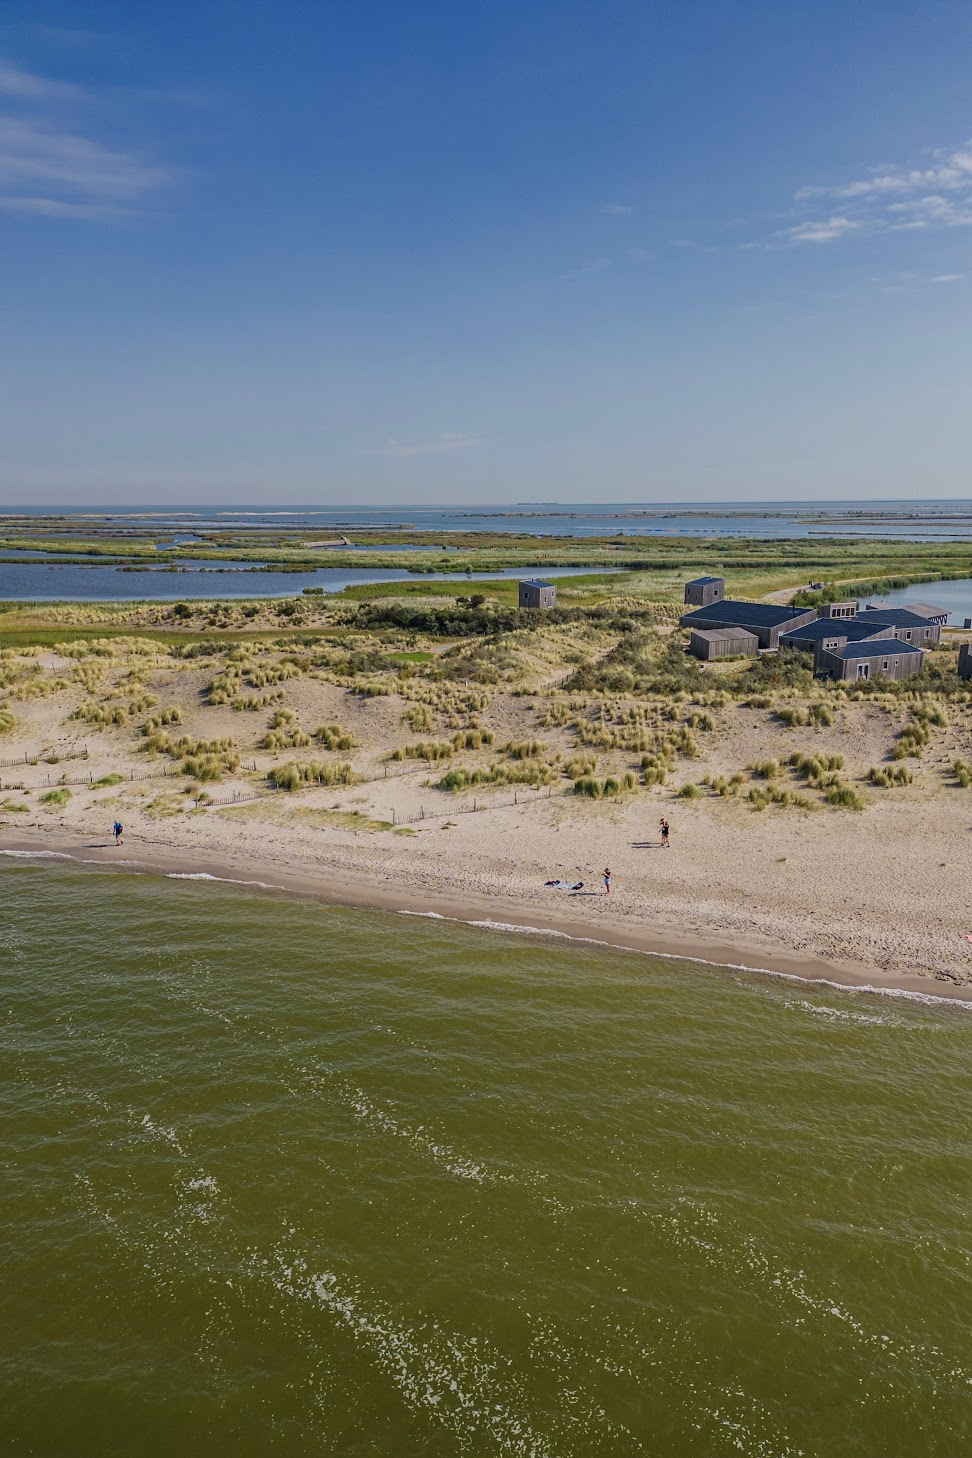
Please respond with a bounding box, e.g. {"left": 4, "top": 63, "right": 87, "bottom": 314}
{"left": 315, "top": 723, "right": 357, "bottom": 751}
{"left": 502, "top": 738, "right": 542, "bottom": 759}
{"left": 679, "top": 782, "right": 699, "bottom": 799}
{"left": 749, "top": 759, "right": 780, "bottom": 780}
{"left": 390, "top": 739, "right": 455, "bottom": 763}
{"left": 270, "top": 760, "right": 357, "bottom": 790}
{"left": 825, "top": 783, "right": 866, "bottom": 810}
{"left": 868, "top": 764, "right": 914, "bottom": 787}
{"left": 0, "top": 707, "right": 14, "bottom": 735}
{"left": 39, "top": 787, "right": 71, "bottom": 806}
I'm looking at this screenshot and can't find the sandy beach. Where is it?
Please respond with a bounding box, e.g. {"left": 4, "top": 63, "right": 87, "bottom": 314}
{"left": 4, "top": 625, "right": 972, "bottom": 1004}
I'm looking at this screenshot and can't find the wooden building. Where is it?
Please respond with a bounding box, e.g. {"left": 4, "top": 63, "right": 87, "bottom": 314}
{"left": 683, "top": 575, "right": 725, "bottom": 608}
{"left": 689, "top": 627, "right": 759, "bottom": 660}
{"left": 518, "top": 578, "right": 557, "bottom": 609}
{"left": 814, "top": 639, "right": 924, "bottom": 682}
{"left": 821, "top": 600, "right": 859, "bottom": 620}
{"left": 958, "top": 643, "right": 972, "bottom": 680}
{"left": 680, "top": 600, "right": 817, "bottom": 650}
{"left": 858, "top": 606, "right": 942, "bottom": 645}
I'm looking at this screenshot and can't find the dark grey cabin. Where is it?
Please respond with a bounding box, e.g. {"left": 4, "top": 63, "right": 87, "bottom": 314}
{"left": 680, "top": 600, "right": 817, "bottom": 650}
{"left": 688, "top": 627, "right": 759, "bottom": 660}
{"left": 814, "top": 639, "right": 924, "bottom": 682}
{"left": 780, "top": 617, "right": 895, "bottom": 653}
{"left": 820, "top": 600, "right": 859, "bottom": 620}
{"left": 684, "top": 576, "right": 725, "bottom": 608}
{"left": 858, "top": 606, "right": 942, "bottom": 645}
{"left": 958, "top": 643, "right": 972, "bottom": 680}
{"left": 519, "top": 578, "right": 556, "bottom": 610}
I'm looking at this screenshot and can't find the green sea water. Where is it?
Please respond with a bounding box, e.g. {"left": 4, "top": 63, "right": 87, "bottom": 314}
{"left": 3, "top": 858, "right": 972, "bottom": 1457}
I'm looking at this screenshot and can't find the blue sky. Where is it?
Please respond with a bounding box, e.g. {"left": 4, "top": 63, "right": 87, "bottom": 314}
{"left": 1, "top": 1, "right": 971, "bottom": 506}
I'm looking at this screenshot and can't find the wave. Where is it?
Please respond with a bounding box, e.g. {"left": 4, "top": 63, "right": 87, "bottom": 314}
{"left": 165, "top": 872, "right": 278, "bottom": 890}
{"left": 399, "top": 909, "right": 972, "bottom": 1010}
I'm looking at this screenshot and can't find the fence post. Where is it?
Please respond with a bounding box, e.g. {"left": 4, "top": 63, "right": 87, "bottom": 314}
{"left": 392, "top": 808, "right": 395, "bottom": 824}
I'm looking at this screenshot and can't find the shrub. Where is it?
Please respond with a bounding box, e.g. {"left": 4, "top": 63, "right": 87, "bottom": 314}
{"left": 404, "top": 704, "right": 434, "bottom": 733}
{"left": 868, "top": 764, "right": 914, "bottom": 787}
{"left": 182, "top": 754, "right": 229, "bottom": 782}
{"left": 71, "top": 701, "right": 129, "bottom": 727}
{"left": 260, "top": 727, "right": 312, "bottom": 751}
{"left": 143, "top": 706, "right": 183, "bottom": 733}
{"left": 679, "top": 782, "right": 699, "bottom": 799}
{"left": 269, "top": 760, "right": 358, "bottom": 790}
{"left": 563, "top": 755, "right": 597, "bottom": 779}
{"left": 825, "top": 783, "right": 865, "bottom": 810}
{"left": 390, "top": 739, "right": 454, "bottom": 763}
{"left": 452, "top": 728, "right": 494, "bottom": 750}
{"left": 437, "top": 761, "right": 556, "bottom": 792}
{"left": 315, "top": 723, "right": 357, "bottom": 751}
{"left": 953, "top": 758, "right": 972, "bottom": 788}
{"left": 503, "top": 738, "right": 542, "bottom": 759}
{"left": 749, "top": 759, "right": 780, "bottom": 780}
{"left": 573, "top": 776, "right": 602, "bottom": 798}
{"left": 686, "top": 711, "right": 715, "bottom": 731}
{"left": 775, "top": 706, "right": 809, "bottom": 728}
{"left": 92, "top": 773, "right": 125, "bottom": 787}
{"left": 39, "top": 788, "right": 71, "bottom": 806}
{"left": 789, "top": 751, "right": 844, "bottom": 784}
{"left": 0, "top": 708, "right": 14, "bottom": 735}
{"left": 809, "top": 703, "right": 833, "bottom": 726}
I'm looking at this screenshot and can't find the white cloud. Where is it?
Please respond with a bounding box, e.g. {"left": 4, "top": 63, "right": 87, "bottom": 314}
{"left": 777, "top": 214, "right": 860, "bottom": 244}
{"left": 931, "top": 273, "right": 963, "bottom": 283}
{"left": 601, "top": 202, "right": 633, "bottom": 215}
{"left": 0, "top": 54, "right": 177, "bottom": 219}
{"left": 784, "top": 139, "right": 972, "bottom": 244}
{"left": 370, "top": 434, "right": 483, "bottom": 459}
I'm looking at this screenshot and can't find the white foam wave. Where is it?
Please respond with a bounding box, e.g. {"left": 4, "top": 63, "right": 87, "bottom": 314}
{"left": 0, "top": 848, "right": 72, "bottom": 859}
{"left": 165, "top": 871, "right": 277, "bottom": 890}
{"left": 404, "top": 906, "right": 972, "bottom": 1012}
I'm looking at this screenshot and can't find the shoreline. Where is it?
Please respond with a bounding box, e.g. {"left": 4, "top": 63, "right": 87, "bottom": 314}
{"left": 5, "top": 827, "right": 972, "bottom": 1008}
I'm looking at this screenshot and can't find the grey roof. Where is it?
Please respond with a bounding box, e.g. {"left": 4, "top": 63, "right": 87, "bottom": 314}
{"left": 681, "top": 600, "right": 812, "bottom": 629}
{"left": 780, "top": 617, "right": 889, "bottom": 646}
{"left": 690, "top": 626, "right": 758, "bottom": 643}
{"left": 521, "top": 578, "right": 554, "bottom": 589}
{"left": 831, "top": 639, "right": 924, "bottom": 660}
{"left": 859, "top": 607, "right": 934, "bottom": 628}
{"left": 901, "top": 602, "right": 948, "bottom": 619}
{"left": 687, "top": 575, "right": 724, "bottom": 585}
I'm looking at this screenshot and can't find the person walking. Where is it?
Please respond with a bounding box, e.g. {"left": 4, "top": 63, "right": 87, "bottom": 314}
{"left": 112, "top": 821, "right": 124, "bottom": 846}
{"left": 660, "top": 818, "right": 670, "bottom": 848}
{"left": 603, "top": 867, "right": 612, "bottom": 895}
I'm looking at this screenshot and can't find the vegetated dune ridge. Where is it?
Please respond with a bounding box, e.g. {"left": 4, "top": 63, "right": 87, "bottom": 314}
{"left": 2, "top": 586, "right": 972, "bottom": 999}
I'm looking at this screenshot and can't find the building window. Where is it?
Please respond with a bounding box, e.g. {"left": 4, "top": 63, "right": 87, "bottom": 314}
{"left": 882, "top": 660, "right": 889, "bottom": 671}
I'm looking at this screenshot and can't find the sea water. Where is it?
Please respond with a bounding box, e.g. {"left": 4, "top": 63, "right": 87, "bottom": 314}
{"left": 3, "top": 860, "right": 971, "bottom": 1456}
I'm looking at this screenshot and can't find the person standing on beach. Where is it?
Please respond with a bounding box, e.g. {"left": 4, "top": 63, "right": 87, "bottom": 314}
{"left": 113, "top": 821, "right": 123, "bottom": 846}
{"left": 660, "top": 818, "right": 670, "bottom": 848}
{"left": 603, "top": 867, "right": 612, "bottom": 895}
